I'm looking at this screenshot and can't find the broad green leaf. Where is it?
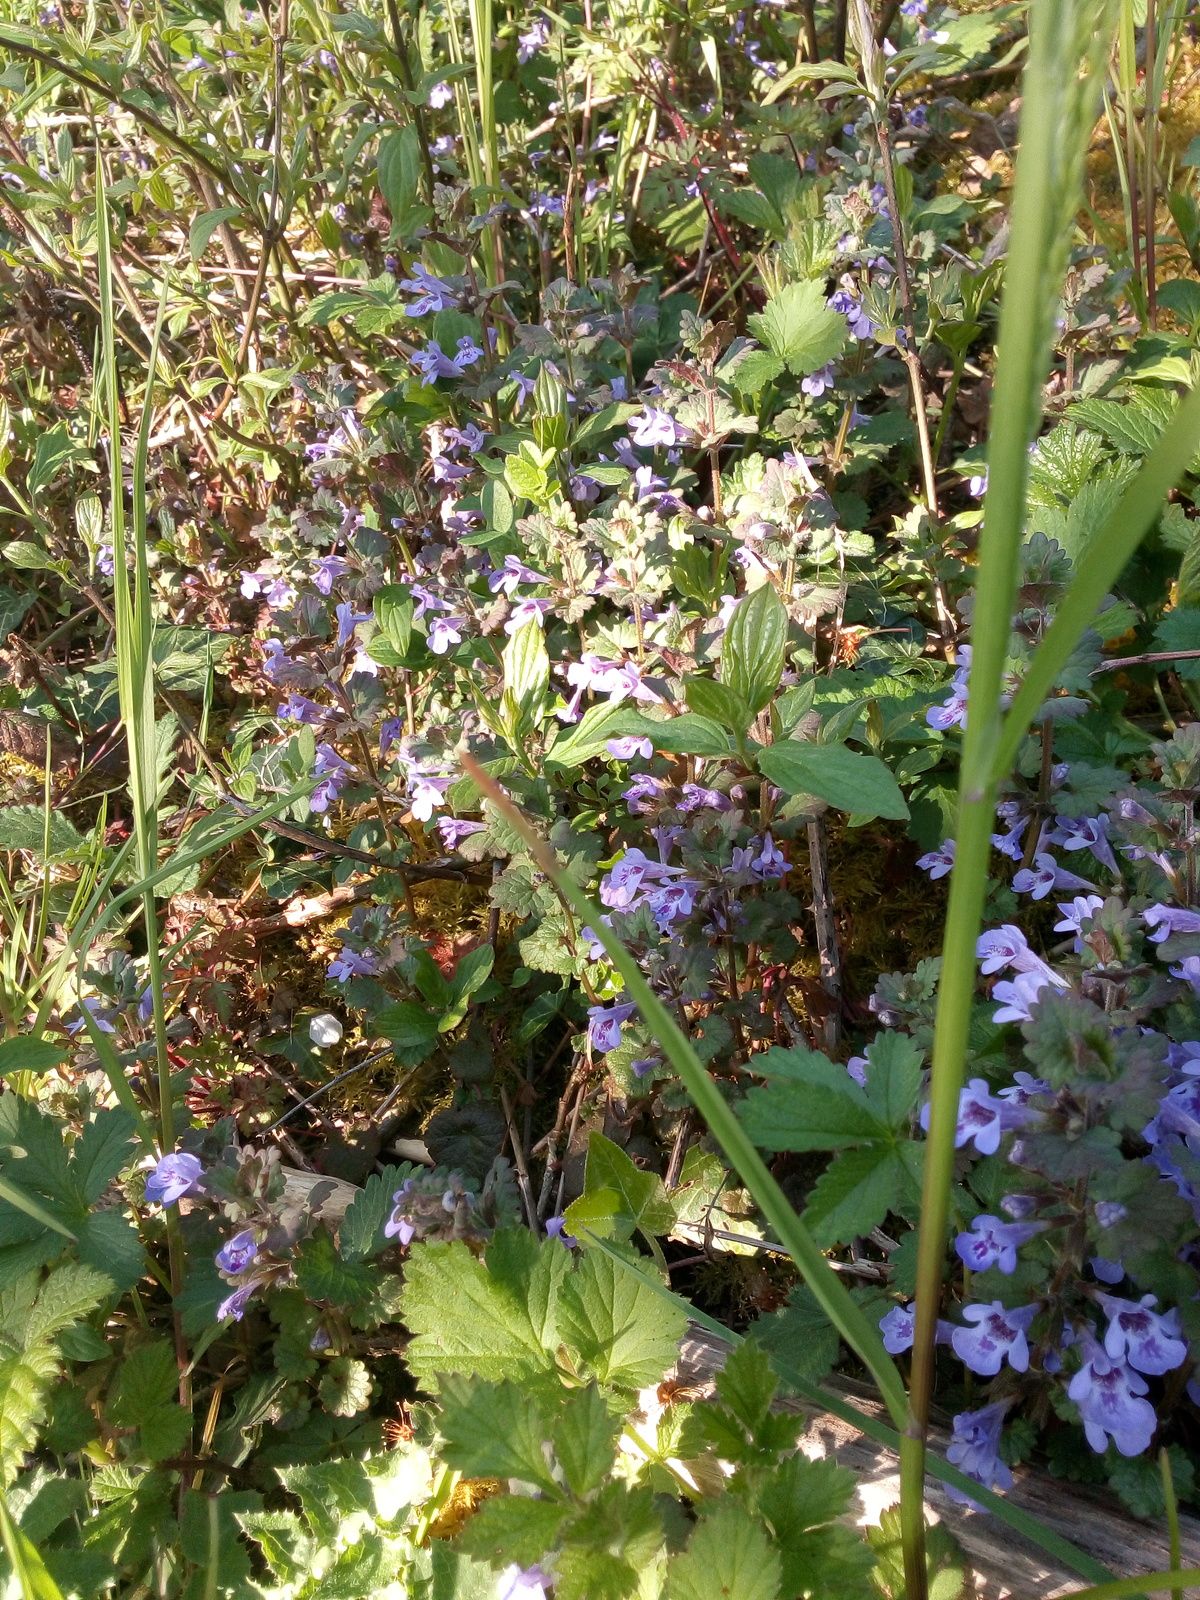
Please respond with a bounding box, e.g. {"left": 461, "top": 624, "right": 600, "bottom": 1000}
{"left": 667, "top": 1499, "right": 782, "bottom": 1600}
{"left": 400, "top": 1232, "right": 567, "bottom": 1386}
{"left": 374, "top": 1000, "right": 440, "bottom": 1051}
{"left": 555, "top": 1384, "right": 618, "bottom": 1498}
{"left": 746, "top": 280, "right": 847, "bottom": 378}
{"left": 575, "top": 1132, "right": 675, "bottom": 1241}
{"left": 721, "top": 585, "right": 787, "bottom": 714}
{"left": 436, "top": 1377, "right": 561, "bottom": 1493}
{"left": 684, "top": 677, "right": 751, "bottom": 732}
{"left": 23, "top": 1264, "right": 111, "bottom": 1346}
{"left": 503, "top": 620, "right": 550, "bottom": 716}
{"left": 755, "top": 1287, "right": 840, "bottom": 1384}
{"left": 455, "top": 1494, "right": 571, "bottom": 1570}
{"left": 293, "top": 1230, "right": 375, "bottom": 1309}
{"left": 376, "top": 127, "right": 425, "bottom": 232}
{"left": 0, "top": 1039, "right": 67, "bottom": 1079}
{"left": 0, "top": 808, "right": 86, "bottom": 858}
{"left": 557, "top": 1251, "right": 684, "bottom": 1390}
{"left": 739, "top": 1047, "right": 884, "bottom": 1152}
{"left": 72, "top": 1110, "right": 136, "bottom": 1206}
{"left": 756, "top": 741, "right": 908, "bottom": 820}
{"left": 861, "top": 1033, "right": 926, "bottom": 1129}
{"left": 803, "top": 1145, "right": 918, "bottom": 1247}
{"left": 731, "top": 350, "right": 785, "bottom": 394}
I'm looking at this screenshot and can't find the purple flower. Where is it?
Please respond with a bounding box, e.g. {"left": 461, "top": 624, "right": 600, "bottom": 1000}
{"left": 311, "top": 743, "right": 354, "bottom": 814}
{"left": 976, "top": 925, "right": 1038, "bottom": 977}
{"left": 588, "top": 1000, "right": 637, "bottom": 1054}
{"left": 428, "top": 79, "right": 453, "bottom": 108}
{"left": 145, "top": 1151, "right": 204, "bottom": 1206}
{"left": 630, "top": 1057, "right": 660, "bottom": 1079}
{"left": 967, "top": 468, "right": 988, "bottom": 497}
{"left": 1096, "top": 1293, "right": 1187, "bottom": 1375}
{"left": 1094, "top": 1200, "right": 1127, "bottom": 1229}
{"left": 1054, "top": 895, "right": 1105, "bottom": 937}
{"left": 951, "top": 1301, "right": 1038, "bottom": 1376}
{"left": 991, "top": 969, "right": 1059, "bottom": 1025}
{"left": 67, "top": 996, "right": 117, "bottom": 1035}
{"left": 545, "top": 1216, "right": 578, "bottom": 1248}
{"left": 427, "top": 614, "right": 465, "bottom": 655}
{"left": 629, "top": 407, "right": 679, "bottom": 449}
{"left": 801, "top": 363, "right": 835, "bottom": 398}
{"left": 1169, "top": 955, "right": 1200, "bottom": 995}
{"left": 1092, "top": 1257, "right": 1126, "bottom": 1286}
{"left": 955, "top": 1214, "right": 1045, "bottom": 1275}
{"left": 828, "top": 288, "right": 874, "bottom": 340}
{"left": 878, "top": 1300, "right": 955, "bottom": 1353}
{"left": 312, "top": 553, "right": 350, "bottom": 594}
{"left": 606, "top": 735, "right": 654, "bottom": 760}
{"left": 454, "top": 335, "right": 484, "bottom": 369}
{"left": 488, "top": 555, "right": 549, "bottom": 596}
{"left": 505, "top": 598, "right": 553, "bottom": 633}
{"left": 517, "top": 17, "right": 551, "bottom": 60}
{"left": 410, "top": 773, "right": 452, "bottom": 822}
{"left": 217, "top": 1283, "right": 257, "bottom": 1322}
{"left": 1143, "top": 903, "right": 1200, "bottom": 943}
{"left": 1068, "top": 1338, "right": 1157, "bottom": 1456}
{"left": 411, "top": 340, "right": 458, "bottom": 383}
{"left": 1012, "top": 852, "right": 1097, "bottom": 901}
{"left": 880, "top": 1303, "right": 917, "bottom": 1354}
{"left": 751, "top": 834, "right": 787, "bottom": 879}
{"left": 327, "top": 944, "right": 382, "bottom": 983}
{"left": 946, "top": 1402, "right": 1012, "bottom": 1501}
{"left": 922, "top": 1077, "right": 1007, "bottom": 1155}
{"left": 438, "top": 817, "right": 486, "bottom": 849}
{"left": 916, "top": 839, "right": 955, "bottom": 879}
{"left": 215, "top": 1230, "right": 259, "bottom": 1275}
{"left": 398, "top": 263, "right": 456, "bottom": 316}
{"left": 1047, "top": 814, "right": 1118, "bottom": 875}
{"left": 385, "top": 1179, "right": 418, "bottom": 1245}
{"left": 335, "top": 600, "right": 371, "bottom": 648}
{"left": 498, "top": 1566, "right": 553, "bottom": 1600}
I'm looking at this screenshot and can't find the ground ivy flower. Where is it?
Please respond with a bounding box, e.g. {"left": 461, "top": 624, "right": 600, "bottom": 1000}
{"left": 955, "top": 1214, "right": 1045, "bottom": 1274}
{"left": 498, "top": 1566, "right": 553, "bottom": 1600}
{"left": 1068, "top": 1337, "right": 1157, "bottom": 1456}
{"left": 1096, "top": 1293, "right": 1187, "bottom": 1375}
{"left": 951, "top": 1301, "right": 1038, "bottom": 1376}
{"left": 629, "top": 407, "right": 679, "bottom": 449}
{"left": 399, "top": 263, "right": 456, "bottom": 316}
{"left": 215, "top": 1230, "right": 259, "bottom": 1275}
{"left": 311, "top": 744, "right": 354, "bottom": 814}
{"left": 946, "top": 1402, "right": 1012, "bottom": 1501}
{"left": 991, "top": 969, "right": 1058, "bottom": 1025}
{"left": 916, "top": 838, "right": 955, "bottom": 879}
{"left": 438, "top": 817, "right": 486, "bottom": 849}
{"left": 921, "top": 1077, "right": 1007, "bottom": 1155}
{"left": 588, "top": 999, "right": 637, "bottom": 1053}
{"left": 145, "top": 1151, "right": 204, "bottom": 1206}
{"left": 427, "top": 79, "right": 453, "bottom": 108}
{"left": 1012, "top": 852, "right": 1096, "bottom": 900}
{"left": 1048, "top": 814, "right": 1118, "bottom": 874}
{"left": 878, "top": 1301, "right": 954, "bottom": 1353}
{"left": 217, "top": 1282, "right": 257, "bottom": 1322}
{"left": 1054, "top": 894, "right": 1105, "bottom": 938}
{"left": 545, "top": 1216, "right": 578, "bottom": 1248}
{"left": 1143, "top": 903, "right": 1200, "bottom": 943}
{"left": 427, "top": 614, "right": 465, "bottom": 655}
{"left": 607, "top": 735, "right": 654, "bottom": 760}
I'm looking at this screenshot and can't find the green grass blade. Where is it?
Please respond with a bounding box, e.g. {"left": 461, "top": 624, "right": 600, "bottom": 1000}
{"left": 457, "top": 748, "right": 910, "bottom": 1433}
{"left": 1061, "top": 1574, "right": 1200, "bottom": 1600}
{"left": 0, "top": 1494, "right": 67, "bottom": 1600}
{"left": 905, "top": 3, "right": 1120, "bottom": 1588}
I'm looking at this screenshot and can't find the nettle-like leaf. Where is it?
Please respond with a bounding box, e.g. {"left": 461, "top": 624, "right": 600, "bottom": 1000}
{"left": 746, "top": 280, "right": 847, "bottom": 378}
{"left": 666, "top": 1497, "right": 782, "bottom": 1600}
{"left": 738, "top": 1035, "right": 924, "bottom": 1245}
{"left": 108, "top": 1340, "right": 191, "bottom": 1462}
{"left": 556, "top": 1251, "right": 686, "bottom": 1391}
{"left": 0, "top": 1264, "right": 111, "bottom": 1485}
{"left": 400, "top": 1230, "right": 567, "bottom": 1387}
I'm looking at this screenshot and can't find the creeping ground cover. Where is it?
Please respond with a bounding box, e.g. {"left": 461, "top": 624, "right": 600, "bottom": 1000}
{"left": 3, "top": 0, "right": 1200, "bottom": 1594}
